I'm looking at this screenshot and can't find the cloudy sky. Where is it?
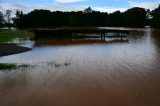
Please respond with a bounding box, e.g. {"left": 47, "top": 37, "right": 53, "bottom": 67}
{"left": 0, "top": 0, "right": 160, "bottom": 13}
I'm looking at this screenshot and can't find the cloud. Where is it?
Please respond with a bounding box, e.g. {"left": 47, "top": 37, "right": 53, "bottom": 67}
{"left": 0, "top": 0, "right": 127, "bottom": 14}
{"left": 54, "top": 0, "right": 87, "bottom": 3}
{"left": 0, "top": 2, "right": 28, "bottom": 16}
{"left": 2, "top": 0, "right": 159, "bottom": 16}
{"left": 94, "top": 7, "right": 127, "bottom": 13}
{"left": 129, "top": 1, "right": 160, "bottom": 10}
{"left": 0, "top": 2, "right": 26, "bottom": 10}
{"left": 0, "top": 0, "right": 87, "bottom": 12}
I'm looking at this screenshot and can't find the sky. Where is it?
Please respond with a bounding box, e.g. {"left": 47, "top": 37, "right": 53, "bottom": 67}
{"left": 0, "top": 0, "right": 160, "bottom": 14}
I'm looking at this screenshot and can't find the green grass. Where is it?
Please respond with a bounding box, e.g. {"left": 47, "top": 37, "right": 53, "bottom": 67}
{"left": 0, "top": 63, "right": 36, "bottom": 71}
{"left": 47, "top": 61, "right": 71, "bottom": 68}
{"left": 0, "top": 29, "right": 34, "bottom": 43}
{"left": 0, "top": 63, "right": 17, "bottom": 70}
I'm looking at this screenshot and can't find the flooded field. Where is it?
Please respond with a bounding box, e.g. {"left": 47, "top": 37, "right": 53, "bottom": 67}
{"left": 0, "top": 28, "right": 160, "bottom": 106}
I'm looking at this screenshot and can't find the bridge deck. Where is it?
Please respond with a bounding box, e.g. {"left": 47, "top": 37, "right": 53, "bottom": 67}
{"left": 33, "top": 28, "right": 130, "bottom": 40}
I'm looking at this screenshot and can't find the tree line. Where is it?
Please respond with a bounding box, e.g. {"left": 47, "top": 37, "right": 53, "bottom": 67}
{"left": 0, "top": 10, "right": 12, "bottom": 28}
{"left": 0, "top": 5, "right": 160, "bottom": 28}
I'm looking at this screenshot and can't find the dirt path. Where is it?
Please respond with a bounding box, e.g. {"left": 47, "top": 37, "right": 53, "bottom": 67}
{"left": 0, "top": 44, "right": 31, "bottom": 57}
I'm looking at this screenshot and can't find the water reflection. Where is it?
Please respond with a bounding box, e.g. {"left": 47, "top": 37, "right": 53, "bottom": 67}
{"left": 0, "top": 28, "right": 160, "bottom": 106}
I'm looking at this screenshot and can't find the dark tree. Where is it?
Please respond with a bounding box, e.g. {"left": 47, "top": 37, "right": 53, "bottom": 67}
{"left": 13, "top": 10, "right": 23, "bottom": 27}
{"left": 14, "top": 7, "right": 149, "bottom": 28}
{"left": 0, "top": 11, "right": 4, "bottom": 27}
{"left": 84, "top": 7, "right": 93, "bottom": 13}
{"left": 68, "top": 11, "right": 84, "bottom": 26}
{"left": 5, "top": 10, "right": 12, "bottom": 29}
{"left": 16, "top": 10, "right": 23, "bottom": 19}
{"left": 151, "top": 5, "right": 160, "bottom": 28}
{"left": 105, "top": 11, "right": 123, "bottom": 27}
{"left": 123, "top": 7, "right": 147, "bottom": 27}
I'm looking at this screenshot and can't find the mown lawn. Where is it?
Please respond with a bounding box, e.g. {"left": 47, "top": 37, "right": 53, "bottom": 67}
{"left": 0, "top": 29, "right": 34, "bottom": 43}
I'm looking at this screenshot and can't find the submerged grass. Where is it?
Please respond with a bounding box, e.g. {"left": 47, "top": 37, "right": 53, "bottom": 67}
{"left": 0, "top": 63, "right": 17, "bottom": 70}
{"left": 47, "top": 61, "right": 71, "bottom": 68}
{"left": 0, "top": 63, "right": 36, "bottom": 71}
{"left": 0, "top": 29, "right": 34, "bottom": 43}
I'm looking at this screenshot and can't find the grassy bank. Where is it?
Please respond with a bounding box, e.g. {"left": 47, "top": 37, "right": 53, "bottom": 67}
{"left": 0, "top": 29, "right": 34, "bottom": 43}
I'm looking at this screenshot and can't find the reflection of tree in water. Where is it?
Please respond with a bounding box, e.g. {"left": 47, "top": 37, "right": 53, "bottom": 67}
{"left": 0, "top": 69, "right": 29, "bottom": 105}
{"left": 151, "top": 29, "right": 160, "bottom": 53}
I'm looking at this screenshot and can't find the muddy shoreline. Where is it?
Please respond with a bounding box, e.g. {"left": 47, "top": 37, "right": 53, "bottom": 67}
{"left": 0, "top": 44, "right": 31, "bottom": 57}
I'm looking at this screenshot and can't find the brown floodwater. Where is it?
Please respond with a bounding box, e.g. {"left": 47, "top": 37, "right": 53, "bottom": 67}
{"left": 0, "top": 28, "right": 160, "bottom": 106}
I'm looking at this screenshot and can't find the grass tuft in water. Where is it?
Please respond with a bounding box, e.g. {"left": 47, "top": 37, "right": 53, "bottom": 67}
{"left": 47, "top": 61, "right": 71, "bottom": 68}
{"left": 55, "top": 63, "right": 61, "bottom": 68}
{"left": 0, "top": 63, "right": 17, "bottom": 70}
{"left": 18, "top": 64, "right": 30, "bottom": 68}
{"left": 64, "top": 62, "right": 71, "bottom": 66}
{"left": 0, "top": 63, "right": 36, "bottom": 71}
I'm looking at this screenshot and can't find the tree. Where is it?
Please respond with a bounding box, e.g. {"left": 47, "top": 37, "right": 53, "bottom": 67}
{"left": 13, "top": 10, "right": 23, "bottom": 27}
{"left": 151, "top": 5, "right": 160, "bottom": 28}
{"left": 105, "top": 11, "right": 123, "bottom": 27}
{"left": 84, "top": 7, "right": 93, "bottom": 13}
{"left": 0, "top": 11, "right": 4, "bottom": 27}
{"left": 68, "top": 11, "right": 84, "bottom": 26}
{"left": 124, "top": 7, "right": 147, "bottom": 27}
{"left": 5, "top": 10, "right": 12, "bottom": 29}
{"left": 15, "top": 7, "right": 149, "bottom": 28}
{"left": 16, "top": 10, "right": 23, "bottom": 19}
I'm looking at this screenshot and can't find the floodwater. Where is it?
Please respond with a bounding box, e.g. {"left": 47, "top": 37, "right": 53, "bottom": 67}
{"left": 0, "top": 28, "right": 160, "bottom": 106}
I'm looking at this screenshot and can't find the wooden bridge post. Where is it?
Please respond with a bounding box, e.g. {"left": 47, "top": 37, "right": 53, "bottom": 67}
{"left": 34, "top": 31, "right": 38, "bottom": 40}
{"left": 120, "top": 34, "right": 123, "bottom": 40}
{"left": 101, "top": 33, "right": 103, "bottom": 40}
{"left": 104, "top": 33, "right": 105, "bottom": 40}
